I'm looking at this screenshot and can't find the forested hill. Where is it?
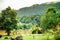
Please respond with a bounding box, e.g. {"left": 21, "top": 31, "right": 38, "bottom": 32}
{"left": 17, "top": 2, "right": 60, "bottom": 17}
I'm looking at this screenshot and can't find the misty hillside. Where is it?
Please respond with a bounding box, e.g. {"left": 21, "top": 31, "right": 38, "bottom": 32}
{"left": 17, "top": 2, "right": 60, "bottom": 17}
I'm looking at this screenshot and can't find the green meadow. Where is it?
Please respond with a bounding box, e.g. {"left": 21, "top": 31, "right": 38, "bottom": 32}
{"left": 0, "top": 34, "right": 55, "bottom": 40}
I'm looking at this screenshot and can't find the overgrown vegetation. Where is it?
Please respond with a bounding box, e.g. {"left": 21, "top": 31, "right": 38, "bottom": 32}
{"left": 0, "top": 2, "right": 60, "bottom": 40}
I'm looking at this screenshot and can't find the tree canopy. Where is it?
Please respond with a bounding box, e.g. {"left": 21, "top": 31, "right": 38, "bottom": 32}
{"left": 40, "top": 7, "right": 60, "bottom": 30}
{"left": 0, "top": 7, "right": 18, "bottom": 35}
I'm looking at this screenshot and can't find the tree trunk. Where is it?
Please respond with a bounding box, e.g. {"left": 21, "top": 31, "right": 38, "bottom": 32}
{"left": 7, "top": 31, "right": 10, "bottom": 36}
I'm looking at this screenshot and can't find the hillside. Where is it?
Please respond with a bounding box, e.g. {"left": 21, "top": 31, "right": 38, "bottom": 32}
{"left": 17, "top": 2, "right": 60, "bottom": 17}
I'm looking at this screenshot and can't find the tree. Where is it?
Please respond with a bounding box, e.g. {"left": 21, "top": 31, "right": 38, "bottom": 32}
{"left": 20, "top": 16, "right": 32, "bottom": 23}
{"left": 0, "top": 7, "right": 18, "bottom": 35}
{"left": 20, "top": 24, "right": 31, "bottom": 30}
{"left": 40, "top": 7, "right": 60, "bottom": 31}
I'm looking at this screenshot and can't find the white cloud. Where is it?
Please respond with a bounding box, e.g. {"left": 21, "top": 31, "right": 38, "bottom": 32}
{"left": 0, "top": 0, "right": 59, "bottom": 11}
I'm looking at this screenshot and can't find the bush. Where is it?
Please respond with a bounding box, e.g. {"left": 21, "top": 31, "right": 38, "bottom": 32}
{"left": 55, "top": 35, "right": 60, "bottom": 40}
{"left": 5, "top": 37, "right": 8, "bottom": 39}
{"left": 0, "top": 35, "right": 2, "bottom": 38}
{"left": 55, "top": 28, "right": 60, "bottom": 40}
{"left": 11, "top": 37, "right": 15, "bottom": 40}
{"left": 16, "top": 36, "right": 23, "bottom": 40}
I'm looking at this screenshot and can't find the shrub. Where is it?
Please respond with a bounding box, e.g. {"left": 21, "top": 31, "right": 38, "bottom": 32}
{"left": 5, "top": 37, "right": 8, "bottom": 39}
{"left": 11, "top": 37, "right": 15, "bottom": 40}
{"left": 16, "top": 36, "right": 23, "bottom": 40}
{"left": 55, "top": 28, "right": 60, "bottom": 40}
{"left": 0, "top": 35, "right": 2, "bottom": 38}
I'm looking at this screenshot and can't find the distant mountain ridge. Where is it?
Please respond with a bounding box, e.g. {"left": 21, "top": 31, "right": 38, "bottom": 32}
{"left": 17, "top": 2, "right": 60, "bottom": 17}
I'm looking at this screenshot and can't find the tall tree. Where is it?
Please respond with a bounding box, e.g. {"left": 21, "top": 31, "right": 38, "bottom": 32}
{"left": 0, "top": 7, "right": 18, "bottom": 35}
{"left": 40, "top": 7, "right": 60, "bottom": 31}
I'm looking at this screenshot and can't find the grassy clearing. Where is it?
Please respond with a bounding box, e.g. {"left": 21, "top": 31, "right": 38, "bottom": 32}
{"left": 0, "top": 33, "right": 55, "bottom": 40}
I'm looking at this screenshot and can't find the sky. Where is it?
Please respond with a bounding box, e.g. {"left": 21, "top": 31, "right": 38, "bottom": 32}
{"left": 0, "top": 0, "right": 60, "bottom": 11}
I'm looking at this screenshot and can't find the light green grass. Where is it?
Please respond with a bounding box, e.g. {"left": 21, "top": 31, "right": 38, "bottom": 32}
{"left": 0, "top": 34, "right": 55, "bottom": 40}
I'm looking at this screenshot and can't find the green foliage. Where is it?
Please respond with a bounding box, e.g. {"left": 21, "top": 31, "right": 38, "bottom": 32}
{"left": 20, "top": 16, "right": 32, "bottom": 23}
{"left": 32, "top": 27, "right": 38, "bottom": 34}
{"left": 0, "top": 34, "right": 55, "bottom": 40}
{"left": 20, "top": 24, "right": 32, "bottom": 30}
{"left": 0, "top": 7, "right": 18, "bottom": 35}
{"left": 55, "top": 28, "right": 60, "bottom": 40}
{"left": 40, "top": 7, "right": 60, "bottom": 30}
{"left": 31, "top": 26, "right": 42, "bottom": 34}
{"left": 18, "top": 2, "right": 60, "bottom": 16}
{"left": 31, "top": 15, "right": 41, "bottom": 25}
{"left": 20, "top": 15, "right": 41, "bottom": 26}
